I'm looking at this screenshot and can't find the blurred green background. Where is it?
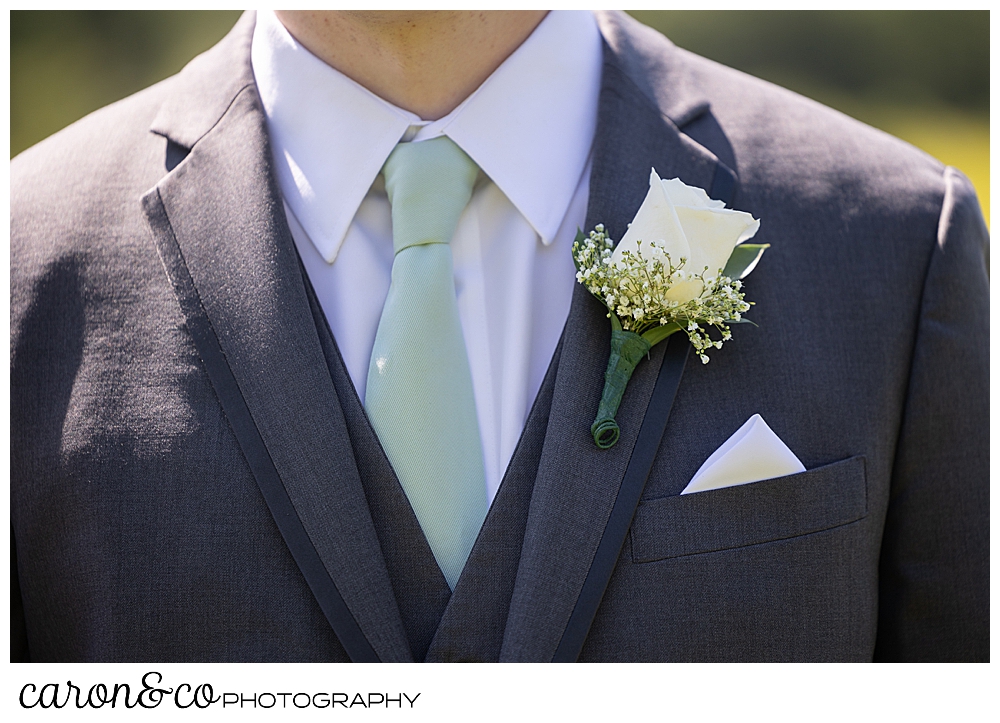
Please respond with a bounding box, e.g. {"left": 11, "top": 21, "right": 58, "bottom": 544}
{"left": 11, "top": 10, "right": 989, "bottom": 225}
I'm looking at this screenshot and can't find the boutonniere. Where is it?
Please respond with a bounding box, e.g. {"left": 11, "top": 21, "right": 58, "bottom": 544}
{"left": 573, "top": 169, "right": 767, "bottom": 448}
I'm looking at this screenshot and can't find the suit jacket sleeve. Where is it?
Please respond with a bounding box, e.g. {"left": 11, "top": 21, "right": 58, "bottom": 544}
{"left": 874, "top": 167, "right": 989, "bottom": 661}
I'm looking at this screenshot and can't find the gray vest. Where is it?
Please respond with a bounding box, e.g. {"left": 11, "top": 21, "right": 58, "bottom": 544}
{"left": 304, "top": 268, "right": 558, "bottom": 662}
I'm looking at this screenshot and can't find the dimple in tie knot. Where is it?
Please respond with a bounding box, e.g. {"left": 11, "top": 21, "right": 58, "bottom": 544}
{"left": 381, "top": 136, "right": 479, "bottom": 255}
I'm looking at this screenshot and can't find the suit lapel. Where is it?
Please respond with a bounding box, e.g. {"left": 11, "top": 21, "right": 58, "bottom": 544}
{"left": 140, "top": 10, "right": 736, "bottom": 664}
{"left": 141, "top": 14, "right": 411, "bottom": 662}
{"left": 501, "top": 14, "right": 732, "bottom": 661}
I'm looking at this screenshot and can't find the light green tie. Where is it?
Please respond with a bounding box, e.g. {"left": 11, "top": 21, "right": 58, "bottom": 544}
{"left": 365, "top": 136, "right": 487, "bottom": 590}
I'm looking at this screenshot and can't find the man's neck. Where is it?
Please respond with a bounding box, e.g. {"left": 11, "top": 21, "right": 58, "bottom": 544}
{"left": 274, "top": 11, "right": 548, "bottom": 120}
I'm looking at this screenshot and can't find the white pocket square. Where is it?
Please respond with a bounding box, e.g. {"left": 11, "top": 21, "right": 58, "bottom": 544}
{"left": 681, "top": 414, "right": 805, "bottom": 495}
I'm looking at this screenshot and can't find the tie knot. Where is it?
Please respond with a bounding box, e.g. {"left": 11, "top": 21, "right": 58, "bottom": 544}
{"left": 382, "top": 136, "right": 479, "bottom": 255}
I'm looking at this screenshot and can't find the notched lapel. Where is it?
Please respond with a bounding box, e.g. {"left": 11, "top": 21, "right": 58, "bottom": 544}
{"left": 501, "top": 20, "right": 733, "bottom": 662}
{"left": 141, "top": 51, "right": 411, "bottom": 661}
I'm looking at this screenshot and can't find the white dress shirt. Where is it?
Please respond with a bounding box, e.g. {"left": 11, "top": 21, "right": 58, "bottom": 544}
{"left": 251, "top": 10, "right": 603, "bottom": 503}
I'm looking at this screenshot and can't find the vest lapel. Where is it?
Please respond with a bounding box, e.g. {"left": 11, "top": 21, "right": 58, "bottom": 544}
{"left": 141, "top": 9, "right": 736, "bottom": 664}
{"left": 141, "top": 13, "right": 411, "bottom": 662}
{"left": 423, "top": 339, "right": 563, "bottom": 662}
{"left": 500, "top": 15, "right": 732, "bottom": 661}
{"left": 306, "top": 254, "right": 565, "bottom": 663}
{"left": 303, "top": 269, "right": 452, "bottom": 662}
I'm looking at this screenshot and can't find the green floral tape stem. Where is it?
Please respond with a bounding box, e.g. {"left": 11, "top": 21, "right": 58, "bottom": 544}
{"left": 591, "top": 329, "right": 652, "bottom": 448}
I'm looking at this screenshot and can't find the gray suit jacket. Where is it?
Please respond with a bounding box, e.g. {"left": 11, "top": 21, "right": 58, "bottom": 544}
{"left": 11, "top": 11, "right": 988, "bottom": 662}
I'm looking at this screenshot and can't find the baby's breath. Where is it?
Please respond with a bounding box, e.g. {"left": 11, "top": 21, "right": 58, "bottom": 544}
{"left": 572, "top": 227, "right": 752, "bottom": 364}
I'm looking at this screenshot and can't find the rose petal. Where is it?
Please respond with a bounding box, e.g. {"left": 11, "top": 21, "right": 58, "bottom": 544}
{"left": 660, "top": 176, "right": 726, "bottom": 209}
{"left": 612, "top": 169, "right": 690, "bottom": 268}
{"left": 674, "top": 206, "right": 760, "bottom": 277}
{"left": 735, "top": 217, "right": 762, "bottom": 245}
{"left": 663, "top": 278, "right": 704, "bottom": 304}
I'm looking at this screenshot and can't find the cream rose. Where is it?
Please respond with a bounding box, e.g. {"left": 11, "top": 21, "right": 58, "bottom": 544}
{"left": 611, "top": 169, "right": 760, "bottom": 304}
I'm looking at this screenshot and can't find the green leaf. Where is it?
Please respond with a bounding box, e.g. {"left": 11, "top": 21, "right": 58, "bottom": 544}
{"left": 722, "top": 243, "right": 769, "bottom": 279}
{"left": 724, "top": 317, "right": 758, "bottom": 327}
{"left": 641, "top": 321, "right": 682, "bottom": 346}
{"left": 609, "top": 311, "right": 623, "bottom": 333}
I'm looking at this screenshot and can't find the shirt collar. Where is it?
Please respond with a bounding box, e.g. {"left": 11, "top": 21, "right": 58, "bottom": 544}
{"left": 252, "top": 10, "right": 603, "bottom": 263}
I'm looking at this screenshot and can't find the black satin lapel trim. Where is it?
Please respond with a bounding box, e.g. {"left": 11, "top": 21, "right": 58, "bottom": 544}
{"left": 552, "top": 336, "right": 689, "bottom": 662}
{"left": 501, "top": 41, "right": 735, "bottom": 662}
{"left": 552, "top": 127, "right": 737, "bottom": 661}
{"left": 424, "top": 336, "right": 563, "bottom": 662}
{"left": 301, "top": 265, "right": 451, "bottom": 661}
{"left": 142, "top": 86, "right": 411, "bottom": 662}
{"left": 142, "top": 189, "right": 377, "bottom": 663}
{"left": 500, "top": 284, "right": 664, "bottom": 662}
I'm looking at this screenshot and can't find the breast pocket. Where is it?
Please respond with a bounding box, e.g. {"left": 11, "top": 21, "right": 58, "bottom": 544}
{"left": 630, "top": 455, "right": 868, "bottom": 563}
